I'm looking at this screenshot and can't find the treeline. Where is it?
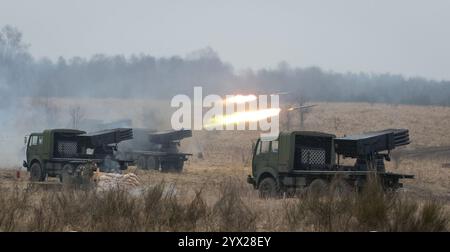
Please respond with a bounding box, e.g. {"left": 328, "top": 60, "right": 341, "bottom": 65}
{"left": 1, "top": 25, "right": 450, "bottom": 106}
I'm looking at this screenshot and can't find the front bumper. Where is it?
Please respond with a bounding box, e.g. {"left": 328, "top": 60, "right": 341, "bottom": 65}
{"left": 247, "top": 175, "right": 256, "bottom": 187}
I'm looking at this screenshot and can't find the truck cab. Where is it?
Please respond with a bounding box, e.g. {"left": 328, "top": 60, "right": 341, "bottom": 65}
{"left": 25, "top": 133, "right": 46, "bottom": 167}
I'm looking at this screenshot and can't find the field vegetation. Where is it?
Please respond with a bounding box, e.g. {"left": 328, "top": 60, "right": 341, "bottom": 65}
{"left": 1, "top": 101, "right": 449, "bottom": 231}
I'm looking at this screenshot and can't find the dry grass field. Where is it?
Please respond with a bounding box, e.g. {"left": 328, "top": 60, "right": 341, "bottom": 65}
{"left": 0, "top": 100, "right": 449, "bottom": 231}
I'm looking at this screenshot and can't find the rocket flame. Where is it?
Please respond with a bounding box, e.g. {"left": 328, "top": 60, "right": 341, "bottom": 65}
{"left": 224, "top": 94, "right": 257, "bottom": 104}
{"left": 205, "top": 108, "right": 281, "bottom": 128}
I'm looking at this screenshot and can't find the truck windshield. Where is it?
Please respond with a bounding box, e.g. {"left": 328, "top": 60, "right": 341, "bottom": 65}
{"left": 271, "top": 140, "right": 278, "bottom": 152}
{"left": 255, "top": 140, "right": 278, "bottom": 154}
{"left": 260, "top": 141, "right": 270, "bottom": 153}
{"left": 29, "top": 136, "right": 39, "bottom": 146}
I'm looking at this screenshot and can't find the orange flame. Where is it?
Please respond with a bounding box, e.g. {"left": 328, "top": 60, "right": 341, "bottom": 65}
{"left": 224, "top": 94, "right": 257, "bottom": 104}
{"left": 205, "top": 108, "right": 281, "bottom": 128}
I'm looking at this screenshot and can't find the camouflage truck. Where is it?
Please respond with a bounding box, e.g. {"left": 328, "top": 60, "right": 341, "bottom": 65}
{"left": 247, "top": 129, "right": 414, "bottom": 197}
{"left": 23, "top": 128, "right": 133, "bottom": 182}
{"left": 116, "top": 129, "right": 192, "bottom": 173}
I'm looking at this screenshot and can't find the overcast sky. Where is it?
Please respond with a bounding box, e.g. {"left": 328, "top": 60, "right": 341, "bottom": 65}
{"left": 1, "top": 0, "right": 449, "bottom": 80}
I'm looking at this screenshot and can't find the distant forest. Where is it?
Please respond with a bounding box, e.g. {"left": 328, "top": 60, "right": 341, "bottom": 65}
{"left": 1, "top": 25, "right": 450, "bottom": 107}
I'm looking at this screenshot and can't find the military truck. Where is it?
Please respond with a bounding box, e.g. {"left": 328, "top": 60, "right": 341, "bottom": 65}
{"left": 78, "top": 119, "right": 192, "bottom": 173}
{"left": 247, "top": 129, "right": 414, "bottom": 197}
{"left": 116, "top": 129, "right": 192, "bottom": 173}
{"left": 23, "top": 128, "right": 133, "bottom": 182}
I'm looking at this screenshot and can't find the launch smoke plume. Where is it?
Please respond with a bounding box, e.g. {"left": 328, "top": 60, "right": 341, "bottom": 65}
{"left": 1, "top": 25, "right": 450, "bottom": 166}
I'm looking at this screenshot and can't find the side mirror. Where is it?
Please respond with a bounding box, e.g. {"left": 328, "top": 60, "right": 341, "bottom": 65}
{"left": 24, "top": 136, "right": 28, "bottom": 145}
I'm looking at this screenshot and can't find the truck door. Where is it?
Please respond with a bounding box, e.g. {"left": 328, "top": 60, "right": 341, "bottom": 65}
{"left": 252, "top": 139, "right": 265, "bottom": 172}
{"left": 27, "top": 134, "right": 44, "bottom": 162}
{"left": 267, "top": 140, "right": 279, "bottom": 169}
{"left": 252, "top": 139, "right": 278, "bottom": 171}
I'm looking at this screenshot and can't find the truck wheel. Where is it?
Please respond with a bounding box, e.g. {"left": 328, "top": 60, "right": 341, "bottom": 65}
{"left": 330, "top": 179, "right": 352, "bottom": 196}
{"left": 174, "top": 160, "right": 184, "bottom": 173}
{"left": 137, "top": 156, "right": 147, "bottom": 170}
{"left": 147, "top": 157, "right": 158, "bottom": 170}
{"left": 75, "top": 164, "right": 93, "bottom": 185}
{"left": 60, "top": 164, "right": 75, "bottom": 183}
{"left": 30, "top": 162, "right": 45, "bottom": 181}
{"left": 160, "top": 162, "right": 172, "bottom": 173}
{"left": 160, "top": 161, "right": 183, "bottom": 173}
{"left": 308, "top": 179, "right": 329, "bottom": 196}
{"left": 258, "top": 177, "right": 280, "bottom": 198}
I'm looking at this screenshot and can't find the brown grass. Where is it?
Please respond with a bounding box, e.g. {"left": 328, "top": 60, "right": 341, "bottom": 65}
{"left": 283, "top": 177, "right": 449, "bottom": 232}
{"left": 0, "top": 177, "right": 448, "bottom": 232}
{"left": 0, "top": 180, "right": 252, "bottom": 232}
{"left": 2, "top": 100, "right": 450, "bottom": 231}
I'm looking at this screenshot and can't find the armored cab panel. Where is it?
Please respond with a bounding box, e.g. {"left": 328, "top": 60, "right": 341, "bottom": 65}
{"left": 291, "top": 131, "right": 335, "bottom": 171}
{"left": 49, "top": 129, "right": 87, "bottom": 158}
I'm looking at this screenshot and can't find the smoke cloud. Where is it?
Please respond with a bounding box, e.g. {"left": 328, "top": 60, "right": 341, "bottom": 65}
{"left": 1, "top": 25, "right": 450, "bottom": 166}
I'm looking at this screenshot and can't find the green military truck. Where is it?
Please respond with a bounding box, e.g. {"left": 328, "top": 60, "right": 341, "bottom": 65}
{"left": 116, "top": 129, "right": 192, "bottom": 173}
{"left": 247, "top": 129, "right": 414, "bottom": 197}
{"left": 23, "top": 128, "right": 133, "bottom": 182}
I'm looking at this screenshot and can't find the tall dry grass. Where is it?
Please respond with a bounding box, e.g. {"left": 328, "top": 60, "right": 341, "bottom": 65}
{"left": 0, "top": 180, "right": 257, "bottom": 232}
{"left": 283, "top": 177, "right": 449, "bottom": 232}
{"left": 0, "top": 177, "right": 448, "bottom": 232}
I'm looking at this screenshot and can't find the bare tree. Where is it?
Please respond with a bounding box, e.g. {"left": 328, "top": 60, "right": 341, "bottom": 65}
{"left": 296, "top": 95, "right": 308, "bottom": 129}
{"left": 0, "top": 25, "right": 29, "bottom": 57}
{"left": 43, "top": 97, "right": 59, "bottom": 127}
{"left": 69, "top": 106, "right": 85, "bottom": 129}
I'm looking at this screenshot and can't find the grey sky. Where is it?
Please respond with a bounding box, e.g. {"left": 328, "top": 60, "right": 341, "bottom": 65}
{"left": 1, "top": 0, "right": 449, "bottom": 80}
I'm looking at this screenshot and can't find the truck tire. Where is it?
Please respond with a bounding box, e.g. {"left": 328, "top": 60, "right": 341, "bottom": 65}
{"left": 137, "top": 156, "right": 147, "bottom": 170}
{"left": 147, "top": 156, "right": 159, "bottom": 170}
{"left": 30, "top": 162, "right": 45, "bottom": 182}
{"left": 161, "top": 160, "right": 183, "bottom": 173}
{"left": 75, "top": 164, "right": 93, "bottom": 185}
{"left": 60, "top": 163, "right": 75, "bottom": 183}
{"left": 160, "top": 161, "right": 174, "bottom": 173}
{"left": 330, "top": 179, "right": 352, "bottom": 196}
{"left": 174, "top": 160, "right": 184, "bottom": 173}
{"left": 258, "top": 177, "right": 280, "bottom": 198}
{"left": 101, "top": 155, "right": 120, "bottom": 173}
{"left": 308, "top": 179, "right": 329, "bottom": 196}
